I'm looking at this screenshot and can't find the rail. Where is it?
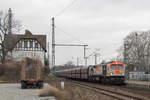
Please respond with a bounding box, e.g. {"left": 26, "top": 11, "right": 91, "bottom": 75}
{"left": 71, "top": 81, "right": 149, "bottom": 100}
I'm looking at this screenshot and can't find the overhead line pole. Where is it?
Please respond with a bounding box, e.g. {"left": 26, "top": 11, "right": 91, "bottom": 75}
{"left": 84, "top": 45, "right": 86, "bottom": 59}
{"left": 85, "top": 49, "right": 100, "bottom": 65}
{"left": 52, "top": 17, "right": 55, "bottom": 69}
{"left": 94, "top": 54, "right": 97, "bottom": 65}
{"left": 47, "top": 42, "right": 50, "bottom": 66}
{"left": 77, "top": 57, "right": 79, "bottom": 66}
{"left": 51, "top": 18, "right": 88, "bottom": 68}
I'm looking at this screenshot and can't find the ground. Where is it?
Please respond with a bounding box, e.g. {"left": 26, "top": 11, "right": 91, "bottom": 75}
{"left": 0, "top": 83, "right": 55, "bottom": 100}
{"left": 44, "top": 75, "right": 115, "bottom": 100}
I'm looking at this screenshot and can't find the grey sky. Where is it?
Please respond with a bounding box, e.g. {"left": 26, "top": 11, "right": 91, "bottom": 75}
{"left": 1, "top": 0, "right": 150, "bottom": 66}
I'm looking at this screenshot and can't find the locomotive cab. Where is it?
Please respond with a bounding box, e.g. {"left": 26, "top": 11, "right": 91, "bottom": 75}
{"left": 102, "top": 65, "right": 107, "bottom": 75}
{"left": 106, "top": 61, "right": 126, "bottom": 84}
{"left": 108, "top": 62, "right": 125, "bottom": 76}
{"left": 89, "top": 65, "right": 101, "bottom": 76}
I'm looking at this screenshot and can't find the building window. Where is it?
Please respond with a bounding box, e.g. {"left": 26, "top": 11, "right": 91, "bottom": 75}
{"left": 35, "top": 42, "right": 38, "bottom": 48}
{"left": 30, "top": 41, "right": 33, "bottom": 48}
{"left": 24, "top": 40, "right": 28, "bottom": 48}
{"left": 18, "top": 41, "right": 22, "bottom": 48}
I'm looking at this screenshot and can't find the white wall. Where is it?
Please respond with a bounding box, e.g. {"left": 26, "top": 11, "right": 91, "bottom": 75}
{"left": 11, "top": 50, "right": 45, "bottom": 64}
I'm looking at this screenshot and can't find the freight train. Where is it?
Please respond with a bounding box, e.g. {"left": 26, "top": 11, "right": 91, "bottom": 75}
{"left": 54, "top": 61, "right": 126, "bottom": 84}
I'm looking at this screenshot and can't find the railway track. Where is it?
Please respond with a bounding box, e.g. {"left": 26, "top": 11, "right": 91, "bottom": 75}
{"left": 71, "top": 81, "right": 149, "bottom": 100}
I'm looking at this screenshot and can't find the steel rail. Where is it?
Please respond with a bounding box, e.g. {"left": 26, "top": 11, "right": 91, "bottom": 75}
{"left": 71, "top": 81, "right": 147, "bottom": 100}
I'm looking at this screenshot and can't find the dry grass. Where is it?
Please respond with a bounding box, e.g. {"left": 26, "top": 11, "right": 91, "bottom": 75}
{"left": 44, "top": 75, "right": 118, "bottom": 100}
{"left": 0, "top": 62, "right": 21, "bottom": 82}
{"left": 39, "top": 85, "right": 70, "bottom": 100}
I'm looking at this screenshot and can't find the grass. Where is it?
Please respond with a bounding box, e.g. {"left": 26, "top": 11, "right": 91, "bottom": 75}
{"left": 40, "top": 75, "right": 113, "bottom": 100}
{"left": 39, "top": 85, "right": 70, "bottom": 100}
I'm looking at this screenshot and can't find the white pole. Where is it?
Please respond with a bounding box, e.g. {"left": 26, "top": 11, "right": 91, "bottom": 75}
{"left": 61, "top": 81, "right": 64, "bottom": 89}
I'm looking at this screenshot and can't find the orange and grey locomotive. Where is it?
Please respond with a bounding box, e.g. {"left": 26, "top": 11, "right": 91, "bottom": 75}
{"left": 88, "top": 61, "right": 125, "bottom": 84}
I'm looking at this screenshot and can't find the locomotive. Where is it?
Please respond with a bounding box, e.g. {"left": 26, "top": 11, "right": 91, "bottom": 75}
{"left": 54, "top": 61, "right": 126, "bottom": 84}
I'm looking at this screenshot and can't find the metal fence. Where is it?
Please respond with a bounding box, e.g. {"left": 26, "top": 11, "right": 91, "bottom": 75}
{"left": 129, "top": 72, "right": 150, "bottom": 81}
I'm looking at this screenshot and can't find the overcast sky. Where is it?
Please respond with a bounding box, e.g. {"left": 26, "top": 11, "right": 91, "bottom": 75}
{"left": 1, "top": 0, "right": 150, "bottom": 66}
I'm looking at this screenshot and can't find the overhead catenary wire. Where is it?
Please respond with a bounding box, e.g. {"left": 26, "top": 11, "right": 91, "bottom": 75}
{"left": 55, "top": 25, "right": 87, "bottom": 45}
{"left": 55, "top": 0, "right": 78, "bottom": 17}
{"left": 51, "top": 0, "right": 87, "bottom": 45}
{"left": 50, "top": 0, "right": 89, "bottom": 66}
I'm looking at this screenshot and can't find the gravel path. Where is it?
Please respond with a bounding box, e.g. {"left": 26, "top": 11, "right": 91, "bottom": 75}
{"left": 0, "top": 83, "right": 55, "bottom": 100}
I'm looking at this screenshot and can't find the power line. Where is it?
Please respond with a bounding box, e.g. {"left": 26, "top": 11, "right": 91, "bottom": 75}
{"left": 56, "top": 26, "right": 87, "bottom": 45}
{"left": 55, "top": 44, "right": 88, "bottom": 46}
{"left": 55, "top": 0, "right": 78, "bottom": 17}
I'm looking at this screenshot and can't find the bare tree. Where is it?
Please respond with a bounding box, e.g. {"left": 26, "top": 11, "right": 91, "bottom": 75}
{"left": 0, "top": 9, "right": 22, "bottom": 63}
{"left": 118, "top": 30, "right": 150, "bottom": 73}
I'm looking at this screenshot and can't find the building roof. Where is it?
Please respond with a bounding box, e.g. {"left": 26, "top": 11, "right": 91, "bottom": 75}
{"left": 5, "top": 30, "right": 47, "bottom": 52}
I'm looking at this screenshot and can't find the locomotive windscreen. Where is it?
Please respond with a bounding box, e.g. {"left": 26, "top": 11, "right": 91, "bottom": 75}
{"left": 111, "top": 65, "right": 123, "bottom": 69}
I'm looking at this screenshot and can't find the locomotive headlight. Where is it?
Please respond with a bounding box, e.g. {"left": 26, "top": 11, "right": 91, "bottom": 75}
{"left": 122, "top": 72, "right": 125, "bottom": 75}
{"left": 110, "top": 73, "right": 112, "bottom": 75}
